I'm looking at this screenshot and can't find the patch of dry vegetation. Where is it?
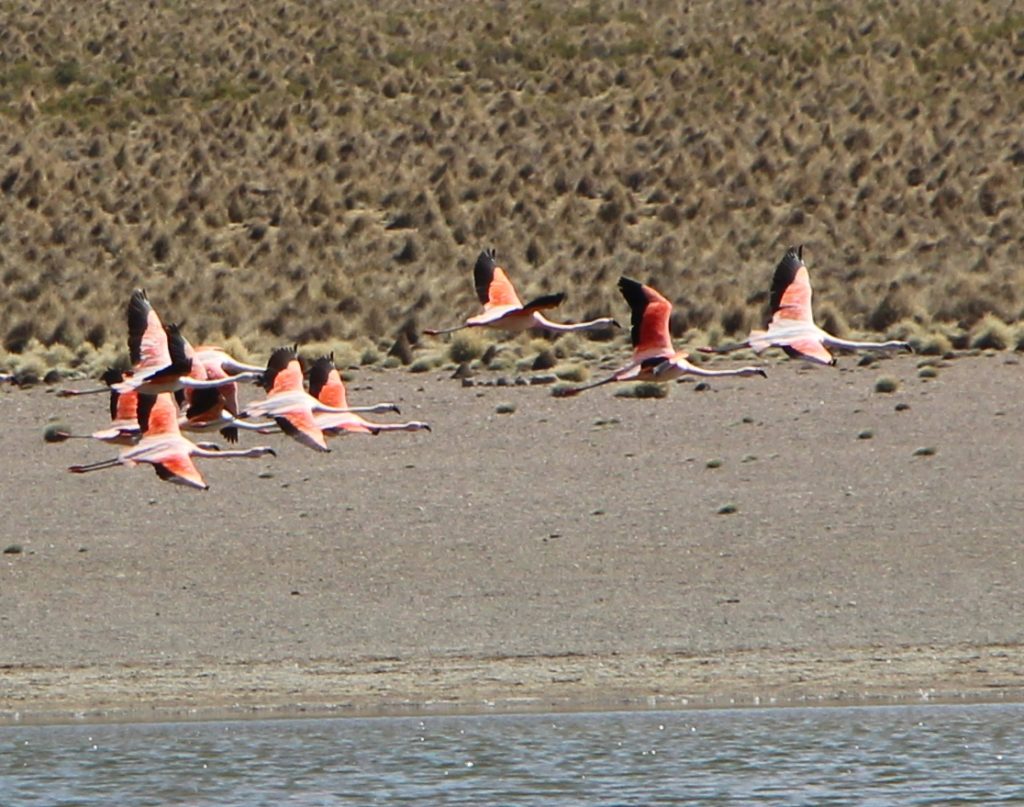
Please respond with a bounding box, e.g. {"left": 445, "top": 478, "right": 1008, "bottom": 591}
{"left": 1, "top": 0, "right": 1022, "bottom": 376}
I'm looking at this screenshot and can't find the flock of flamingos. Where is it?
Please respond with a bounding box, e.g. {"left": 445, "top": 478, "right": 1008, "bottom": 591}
{"left": 49, "top": 245, "right": 911, "bottom": 490}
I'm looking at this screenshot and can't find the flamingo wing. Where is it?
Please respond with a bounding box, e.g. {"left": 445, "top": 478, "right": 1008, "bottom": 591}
{"left": 318, "top": 412, "right": 375, "bottom": 435}
{"left": 308, "top": 354, "right": 349, "bottom": 409}
{"left": 782, "top": 338, "right": 835, "bottom": 366}
{"left": 274, "top": 410, "right": 330, "bottom": 452}
{"left": 127, "top": 289, "right": 172, "bottom": 369}
{"left": 113, "top": 388, "right": 139, "bottom": 423}
{"left": 519, "top": 292, "right": 566, "bottom": 313}
{"left": 200, "top": 357, "right": 242, "bottom": 417}
{"left": 769, "top": 246, "right": 815, "bottom": 324}
{"left": 152, "top": 455, "right": 208, "bottom": 490}
{"left": 318, "top": 369, "right": 349, "bottom": 409}
{"left": 618, "top": 277, "right": 674, "bottom": 357}
{"left": 184, "top": 386, "right": 223, "bottom": 421}
{"left": 263, "top": 346, "right": 304, "bottom": 394}
{"left": 137, "top": 392, "right": 182, "bottom": 437}
{"left": 474, "top": 249, "right": 523, "bottom": 309}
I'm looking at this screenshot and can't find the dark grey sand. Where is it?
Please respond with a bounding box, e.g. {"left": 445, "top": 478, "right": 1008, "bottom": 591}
{"left": 2, "top": 352, "right": 1023, "bottom": 723}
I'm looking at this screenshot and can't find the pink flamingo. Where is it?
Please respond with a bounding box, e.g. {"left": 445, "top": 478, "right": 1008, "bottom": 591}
{"left": 113, "top": 289, "right": 261, "bottom": 394}
{"left": 700, "top": 246, "right": 911, "bottom": 365}
{"left": 557, "top": 277, "right": 766, "bottom": 396}
{"left": 239, "top": 347, "right": 400, "bottom": 452}
{"left": 308, "top": 355, "right": 430, "bottom": 436}
{"left": 424, "top": 249, "right": 619, "bottom": 335}
{"left": 68, "top": 392, "right": 275, "bottom": 490}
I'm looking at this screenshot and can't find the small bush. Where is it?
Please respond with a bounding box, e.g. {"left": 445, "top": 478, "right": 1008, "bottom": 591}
{"left": 409, "top": 354, "right": 443, "bottom": 373}
{"left": 449, "top": 333, "right": 484, "bottom": 363}
{"left": 554, "top": 364, "right": 588, "bottom": 382}
{"left": 615, "top": 382, "right": 668, "bottom": 399}
{"left": 53, "top": 60, "right": 81, "bottom": 87}
{"left": 912, "top": 331, "right": 953, "bottom": 356}
{"left": 874, "top": 376, "right": 899, "bottom": 393}
{"left": 969, "top": 314, "right": 1013, "bottom": 351}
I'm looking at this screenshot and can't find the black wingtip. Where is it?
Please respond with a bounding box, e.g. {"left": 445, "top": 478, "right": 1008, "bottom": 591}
{"left": 307, "top": 353, "right": 336, "bottom": 400}
{"left": 476, "top": 248, "right": 498, "bottom": 274}
{"left": 100, "top": 367, "right": 125, "bottom": 387}
{"left": 779, "top": 245, "right": 804, "bottom": 271}
{"left": 263, "top": 345, "right": 301, "bottom": 391}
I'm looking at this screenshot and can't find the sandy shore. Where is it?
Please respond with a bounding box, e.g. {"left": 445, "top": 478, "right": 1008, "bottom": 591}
{"left": 2, "top": 351, "right": 1023, "bottom": 724}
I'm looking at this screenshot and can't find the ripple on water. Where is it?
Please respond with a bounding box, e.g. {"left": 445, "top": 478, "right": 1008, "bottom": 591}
{"left": 2, "top": 703, "right": 1023, "bottom": 805}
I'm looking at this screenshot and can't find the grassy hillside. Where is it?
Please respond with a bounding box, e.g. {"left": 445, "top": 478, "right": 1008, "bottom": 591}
{"left": 1, "top": 0, "right": 1022, "bottom": 376}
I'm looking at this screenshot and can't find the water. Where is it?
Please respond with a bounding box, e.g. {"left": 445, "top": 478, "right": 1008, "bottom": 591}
{"left": 2, "top": 703, "right": 1023, "bottom": 805}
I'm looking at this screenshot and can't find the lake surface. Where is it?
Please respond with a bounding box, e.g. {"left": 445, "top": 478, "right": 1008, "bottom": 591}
{"left": 3, "top": 703, "right": 1023, "bottom": 805}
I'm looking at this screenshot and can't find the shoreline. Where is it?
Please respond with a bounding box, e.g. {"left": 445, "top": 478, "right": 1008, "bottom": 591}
{"left": 4, "top": 642, "right": 1023, "bottom": 727}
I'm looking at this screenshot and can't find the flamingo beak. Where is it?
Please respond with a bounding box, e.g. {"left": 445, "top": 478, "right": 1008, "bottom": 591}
{"left": 756, "top": 369, "right": 768, "bottom": 378}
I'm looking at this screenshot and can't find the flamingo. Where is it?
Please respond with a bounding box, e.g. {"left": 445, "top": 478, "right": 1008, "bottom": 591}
{"left": 112, "top": 289, "right": 262, "bottom": 394}
{"left": 699, "top": 246, "right": 912, "bottom": 365}
{"left": 239, "top": 347, "right": 400, "bottom": 452}
{"left": 46, "top": 369, "right": 141, "bottom": 446}
{"left": 556, "top": 276, "right": 766, "bottom": 396}
{"left": 68, "top": 392, "right": 276, "bottom": 490}
{"left": 179, "top": 339, "right": 257, "bottom": 444}
{"left": 306, "top": 354, "right": 431, "bottom": 436}
{"left": 423, "top": 249, "right": 619, "bottom": 336}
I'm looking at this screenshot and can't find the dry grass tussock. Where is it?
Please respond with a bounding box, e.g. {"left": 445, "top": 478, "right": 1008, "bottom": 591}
{"left": 1, "top": 0, "right": 1022, "bottom": 378}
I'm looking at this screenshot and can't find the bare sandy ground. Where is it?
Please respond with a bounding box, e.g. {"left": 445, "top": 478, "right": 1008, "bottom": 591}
{"left": 2, "top": 351, "right": 1023, "bottom": 724}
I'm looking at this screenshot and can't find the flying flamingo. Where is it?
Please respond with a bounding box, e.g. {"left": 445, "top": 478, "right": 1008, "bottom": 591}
{"left": 239, "top": 347, "right": 400, "bottom": 452}
{"left": 306, "top": 354, "right": 431, "bottom": 436}
{"left": 112, "top": 289, "right": 262, "bottom": 394}
{"left": 47, "top": 369, "right": 141, "bottom": 446}
{"left": 699, "top": 245, "right": 912, "bottom": 365}
{"left": 68, "top": 392, "right": 276, "bottom": 490}
{"left": 423, "top": 249, "right": 619, "bottom": 336}
{"left": 178, "top": 339, "right": 257, "bottom": 444}
{"left": 556, "top": 276, "right": 767, "bottom": 396}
